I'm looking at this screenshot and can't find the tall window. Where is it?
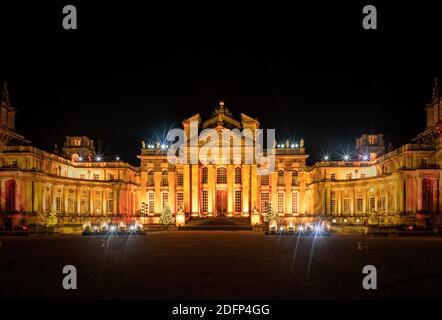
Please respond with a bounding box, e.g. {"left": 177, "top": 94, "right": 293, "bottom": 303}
{"left": 381, "top": 196, "right": 387, "bottom": 212}
{"left": 5, "top": 180, "right": 16, "bottom": 211}
{"left": 202, "top": 190, "right": 208, "bottom": 213}
{"left": 161, "top": 171, "right": 169, "bottom": 187}
{"left": 292, "top": 171, "right": 299, "bottom": 186}
{"left": 235, "top": 167, "right": 241, "bottom": 184}
{"left": 95, "top": 199, "right": 102, "bottom": 214}
{"left": 68, "top": 197, "right": 74, "bottom": 213}
{"left": 177, "top": 171, "right": 183, "bottom": 187}
{"left": 148, "top": 192, "right": 154, "bottom": 214}
{"left": 292, "top": 192, "right": 299, "bottom": 214}
{"left": 356, "top": 198, "right": 363, "bottom": 212}
{"left": 108, "top": 192, "right": 114, "bottom": 214}
{"left": 277, "top": 192, "right": 285, "bottom": 214}
{"left": 217, "top": 167, "right": 227, "bottom": 184}
{"left": 56, "top": 196, "right": 62, "bottom": 212}
{"left": 108, "top": 199, "right": 114, "bottom": 214}
{"left": 369, "top": 197, "right": 375, "bottom": 212}
{"left": 346, "top": 173, "right": 352, "bottom": 180}
{"left": 422, "top": 179, "right": 432, "bottom": 211}
{"left": 330, "top": 173, "right": 336, "bottom": 181}
{"left": 162, "top": 192, "right": 169, "bottom": 209}
{"left": 343, "top": 198, "right": 350, "bottom": 214}
{"left": 261, "top": 174, "right": 269, "bottom": 186}
{"left": 234, "top": 190, "right": 242, "bottom": 213}
{"left": 202, "top": 167, "right": 208, "bottom": 184}
{"left": 108, "top": 173, "right": 115, "bottom": 181}
{"left": 330, "top": 191, "right": 336, "bottom": 214}
{"left": 177, "top": 192, "right": 184, "bottom": 210}
{"left": 260, "top": 192, "right": 270, "bottom": 214}
{"left": 81, "top": 198, "right": 88, "bottom": 214}
{"left": 147, "top": 171, "right": 154, "bottom": 187}
{"left": 278, "top": 170, "right": 284, "bottom": 186}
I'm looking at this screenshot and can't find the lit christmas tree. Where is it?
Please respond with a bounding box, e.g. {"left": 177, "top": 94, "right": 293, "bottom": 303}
{"left": 160, "top": 204, "right": 174, "bottom": 225}
{"left": 264, "top": 201, "right": 279, "bottom": 224}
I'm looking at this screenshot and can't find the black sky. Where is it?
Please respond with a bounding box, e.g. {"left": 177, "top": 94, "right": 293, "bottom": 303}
{"left": 0, "top": 2, "right": 441, "bottom": 165}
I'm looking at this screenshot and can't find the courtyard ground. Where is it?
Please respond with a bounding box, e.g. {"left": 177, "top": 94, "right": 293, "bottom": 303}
{"left": 0, "top": 231, "right": 441, "bottom": 299}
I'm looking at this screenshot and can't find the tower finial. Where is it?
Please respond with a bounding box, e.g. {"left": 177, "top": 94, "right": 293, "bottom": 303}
{"left": 432, "top": 78, "right": 439, "bottom": 101}
{"left": 219, "top": 100, "right": 225, "bottom": 112}
{"left": 2, "top": 81, "right": 10, "bottom": 105}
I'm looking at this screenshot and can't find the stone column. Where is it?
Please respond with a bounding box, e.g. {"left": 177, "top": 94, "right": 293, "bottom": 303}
{"left": 168, "top": 171, "right": 176, "bottom": 213}
{"left": 242, "top": 165, "right": 251, "bottom": 216}
{"left": 227, "top": 165, "right": 234, "bottom": 216}
{"left": 183, "top": 164, "right": 191, "bottom": 214}
{"left": 191, "top": 164, "right": 199, "bottom": 216}
{"left": 250, "top": 165, "right": 258, "bottom": 210}
{"left": 285, "top": 171, "right": 291, "bottom": 214}
{"left": 208, "top": 165, "right": 215, "bottom": 216}
{"left": 154, "top": 171, "right": 161, "bottom": 214}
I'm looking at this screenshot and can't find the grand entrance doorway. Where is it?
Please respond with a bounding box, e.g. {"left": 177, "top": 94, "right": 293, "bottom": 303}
{"left": 216, "top": 190, "right": 227, "bottom": 216}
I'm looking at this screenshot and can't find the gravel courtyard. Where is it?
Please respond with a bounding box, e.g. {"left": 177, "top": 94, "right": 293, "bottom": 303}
{"left": 1, "top": 231, "right": 441, "bottom": 299}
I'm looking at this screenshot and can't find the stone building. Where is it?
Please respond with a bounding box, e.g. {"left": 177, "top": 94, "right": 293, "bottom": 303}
{"left": 0, "top": 80, "right": 441, "bottom": 231}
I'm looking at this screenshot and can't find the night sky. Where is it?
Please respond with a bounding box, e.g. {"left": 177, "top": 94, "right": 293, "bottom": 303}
{"left": 0, "top": 2, "right": 441, "bottom": 165}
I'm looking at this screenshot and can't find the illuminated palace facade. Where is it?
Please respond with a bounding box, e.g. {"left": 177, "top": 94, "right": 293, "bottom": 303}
{"left": 1, "top": 80, "right": 442, "bottom": 231}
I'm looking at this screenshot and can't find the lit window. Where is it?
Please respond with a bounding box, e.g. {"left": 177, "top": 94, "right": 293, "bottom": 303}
{"left": 162, "top": 192, "right": 169, "bottom": 209}
{"left": 278, "top": 170, "right": 284, "bottom": 186}
{"left": 292, "top": 192, "right": 299, "bottom": 214}
{"left": 234, "top": 190, "right": 242, "bottom": 213}
{"left": 56, "top": 196, "right": 62, "bottom": 212}
{"left": 148, "top": 192, "right": 154, "bottom": 214}
{"left": 108, "top": 199, "right": 114, "bottom": 213}
{"left": 93, "top": 174, "right": 100, "bottom": 180}
{"left": 217, "top": 167, "right": 227, "bottom": 184}
{"left": 161, "top": 171, "right": 169, "bottom": 187}
{"left": 202, "top": 190, "right": 208, "bottom": 213}
{"left": 67, "top": 197, "right": 74, "bottom": 213}
{"left": 147, "top": 171, "right": 154, "bottom": 187}
{"left": 202, "top": 167, "right": 208, "bottom": 184}
{"left": 356, "top": 198, "right": 363, "bottom": 212}
{"left": 277, "top": 192, "right": 284, "bottom": 214}
{"left": 381, "top": 196, "right": 387, "bottom": 212}
{"left": 369, "top": 197, "right": 375, "bottom": 212}
{"left": 177, "top": 192, "right": 184, "bottom": 210}
{"left": 80, "top": 198, "right": 88, "bottom": 214}
{"left": 235, "top": 167, "right": 241, "bottom": 184}
{"left": 292, "top": 170, "right": 299, "bottom": 186}
{"left": 260, "top": 174, "right": 269, "bottom": 186}
{"left": 330, "top": 191, "right": 336, "bottom": 214}
{"left": 95, "top": 199, "right": 102, "bottom": 214}
{"left": 343, "top": 198, "right": 350, "bottom": 213}
{"left": 177, "top": 171, "right": 183, "bottom": 187}
{"left": 260, "top": 192, "right": 270, "bottom": 214}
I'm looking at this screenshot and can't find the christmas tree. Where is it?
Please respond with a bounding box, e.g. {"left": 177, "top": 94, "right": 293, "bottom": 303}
{"left": 46, "top": 211, "right": 58, "bottom": 227}
{"left": 160, "top": 204, "right": 174, "bottom": 225}
{"left": 264, "top": 201, "right": 279, "bottom": 224}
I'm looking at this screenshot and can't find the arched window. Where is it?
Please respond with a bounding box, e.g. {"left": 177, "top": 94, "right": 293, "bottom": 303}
{"left": 278, "top": 170, "right": 285, "bottom": 186}
{"left": 261, "top": 174, "right": 269, "bottom": 186}
{"left": 235, "top": 167, "right": 241, "bottom": 184}
{"left": 202, "top": 167, "right": 208, "bottom": 184}
{"left": 217, "top": 167, "right": 227, "bottom": 184}
{"left": 161, "top": 171, "right": 169, "bottom": 187}
{"left": 176, "top": 171, "right": 183, "bottom": 187}
{"left": 292, "top": 170, "right": 299, "bottom": 186}
{"left": 147, "top": 171, "right": 154, "bottom": 187}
